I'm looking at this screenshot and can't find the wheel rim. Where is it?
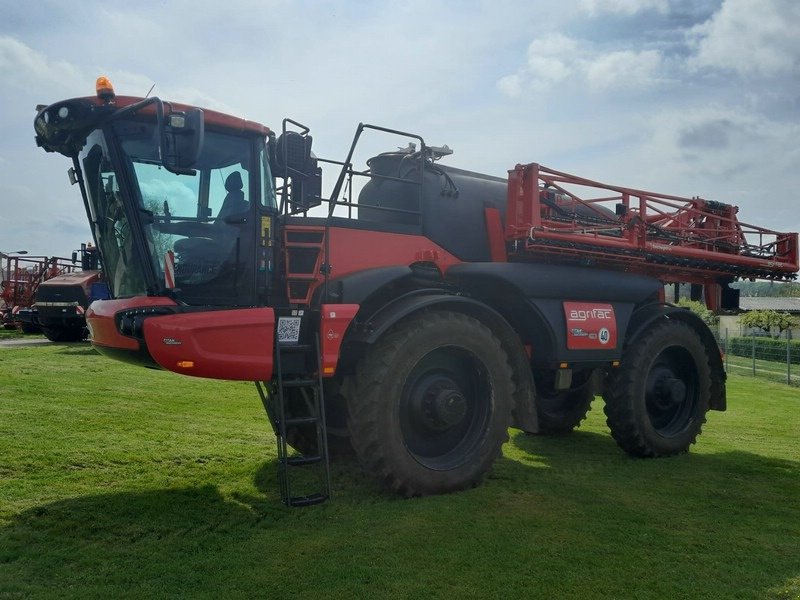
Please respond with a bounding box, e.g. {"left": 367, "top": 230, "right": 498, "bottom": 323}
{"left": 644, "top": 346, "right": 698, "bottom": 436}
{"left": 399, "top": 346, "right": 492, "bottom": 470}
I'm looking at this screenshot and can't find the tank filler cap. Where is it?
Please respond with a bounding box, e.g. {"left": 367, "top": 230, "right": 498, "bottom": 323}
{"left": 427, "top": 144, "right": 453, "bottom": 161}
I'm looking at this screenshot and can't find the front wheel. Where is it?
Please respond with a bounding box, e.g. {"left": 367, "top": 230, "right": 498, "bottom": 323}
{"left": 20, "top": 323, "right": 41, "bottom": 335}
{"left": 283, "top": 381, "right": 353, "bottom": 458}
{"left": 603, "top": 320, "right": 711, "bottom": 457}
{"left": 349, "top": 311, "right": 513, "bottom": 497}
{"left": 42, "top": 326, "right": 85, "bottom": 342}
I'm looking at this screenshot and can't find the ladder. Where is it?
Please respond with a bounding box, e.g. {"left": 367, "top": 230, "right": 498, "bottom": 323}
{"left": 282, "top": 225, "right": 325, "bottom": 304}
{"left": 256, "top": 334, "right": 331, "bottom": 507}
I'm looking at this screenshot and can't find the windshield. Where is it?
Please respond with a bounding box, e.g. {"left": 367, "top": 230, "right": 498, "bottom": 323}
{"left": 79, "top": 119, "right": 275, "bottom": 304}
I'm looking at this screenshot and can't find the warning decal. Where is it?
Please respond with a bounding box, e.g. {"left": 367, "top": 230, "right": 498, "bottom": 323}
{"left": 563, "top": 302, "right": 617, "bottom": 350}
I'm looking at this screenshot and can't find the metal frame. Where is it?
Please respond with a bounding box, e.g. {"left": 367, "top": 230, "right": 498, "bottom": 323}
{"left": 506, "top": 163, "right": 798, "bottom": 284}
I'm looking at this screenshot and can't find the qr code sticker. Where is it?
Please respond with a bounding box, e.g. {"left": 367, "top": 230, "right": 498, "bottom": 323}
{"left": 277, "top": 317, "right": 302, "bottom": 343}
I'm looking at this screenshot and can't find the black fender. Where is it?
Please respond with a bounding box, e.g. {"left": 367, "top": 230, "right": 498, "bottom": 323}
{"left": 352, "top": 292, "right": 539, "bottom": 433}
{"left": 317, "top": 265, "right": 414, "bottom": 305}
{"left": 445, "top": 262, "right": 662, "bottom": 367}
{"left": 625, "top": 303, "right": 726, "bottom": 411}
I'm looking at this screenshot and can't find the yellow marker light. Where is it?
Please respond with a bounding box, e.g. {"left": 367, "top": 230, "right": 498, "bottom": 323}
{"left": 95, "top": 76, "right": 115, "bottom": 100}
{"left": 323, "top": 367, "right": 335, "bottom": 375}
{"left": 612, "top": 360, "right": 621, "bottom": 367}
{"left": 559, "top": 362, "right": 569, "bottom": 369}
{"left": 176, "top": 361, "right": 195, "bottom": 369}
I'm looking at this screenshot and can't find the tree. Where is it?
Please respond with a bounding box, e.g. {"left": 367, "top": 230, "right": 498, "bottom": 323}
{"left": 739, "top": 310, "right": 799, "bottom": 338}
{"left": 772, "top": 312, "right": 799, "bottom": 337}
{"left": 676, "top": 298, "right": 718, "bottom": 326}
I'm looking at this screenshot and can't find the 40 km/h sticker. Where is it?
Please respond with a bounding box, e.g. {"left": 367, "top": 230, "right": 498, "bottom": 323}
{"left": 563, "top": 302, "right": 617, "bottom": 350}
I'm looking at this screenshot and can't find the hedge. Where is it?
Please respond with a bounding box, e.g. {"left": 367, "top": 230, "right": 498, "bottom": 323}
{"left": 726, "top": 336, "right": 800, "bottom": 365}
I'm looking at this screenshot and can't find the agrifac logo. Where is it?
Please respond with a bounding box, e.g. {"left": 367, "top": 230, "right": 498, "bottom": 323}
{"left": 568, "top": 307, "right": 613, "bottom": 321}
{"left": 563, "top": 302, "right": 617, "bottom": 350}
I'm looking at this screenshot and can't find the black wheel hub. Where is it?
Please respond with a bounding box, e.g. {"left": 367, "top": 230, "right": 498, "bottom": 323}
{"left": 644, "top": 351, "right": 697, "bottom": 435}
{"left": 413, "top": 378, "right": 468, "bottom": 432}
{"left": 399, "top": 347, "right": 491, "bottom": 470}
{"left": 652, "top": 375, "right": 687, "bottom": 411}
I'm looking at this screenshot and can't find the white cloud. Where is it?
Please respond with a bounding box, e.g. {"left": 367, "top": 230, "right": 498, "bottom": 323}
{"left": 584, "top": 49, "right": 663, "bottom": 90}
{"left": 635, "top": 105, "right": 800, "bottom": 221}
{"left": 525, "top": 34, "right": 580, "bottom": 86}
{"left": 496, "top": 73, "right": 522, "bottom": 98}
{"left": 1, "top": 1, "right": 799, "bottom": 255}
{"left": 689, "top": 0, "right": 800, "bottom": 76}
{"left": 0, "top": 35, "right": 82, "bottom": 91}
{"left": 497, "top": 33, "right": 664, "bottom": 95}
{"left": 580, "top": 0, "right": 670, "bottom": 16}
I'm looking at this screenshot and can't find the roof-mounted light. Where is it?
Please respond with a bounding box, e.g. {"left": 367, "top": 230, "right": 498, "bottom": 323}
{"left": 95, "top": 76, "right": 115, "bottom": 102}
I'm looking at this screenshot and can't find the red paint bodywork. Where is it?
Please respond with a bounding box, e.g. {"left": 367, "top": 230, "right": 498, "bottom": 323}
{"left": 320, "top": 304, "right": 359, "bottom": 374}
{"left": 86, "top": 296, "right": 178, "bottom": 351}
{"left": 283, "top": 224, "right": 464, "bottom": 304}
{"left": 326, "top": 226, "right": 463, "bottom": 277}
{"left": 63, "top": 95, "right": 271, "bottom": 136}
{"left": 143, "top": 308, "right": 275, "bottom": 380}
{"left": 87, "top": 297, "right": 276, "bottom": 380}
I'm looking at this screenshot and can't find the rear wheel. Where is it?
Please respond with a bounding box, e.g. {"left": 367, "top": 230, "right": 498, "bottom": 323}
{"left": 349, "top": 311, "right": 513, "bottom": 497}
{"left": 534, "top": 370, "right": 595, "bottom": 434}
{"left": 603, "top": 320, "right": 711, "bottom": 457}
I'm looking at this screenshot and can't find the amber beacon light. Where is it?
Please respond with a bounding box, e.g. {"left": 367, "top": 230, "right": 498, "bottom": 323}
{"left": 95, "top": 76, "right": 115, "bottom": 101}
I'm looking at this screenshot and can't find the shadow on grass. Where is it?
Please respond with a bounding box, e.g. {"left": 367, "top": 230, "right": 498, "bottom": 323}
{"left": 53, "top": 345, "right": 98, "bottom": 356}
{"left": 0, "top": 485, "right": 285, "bottom": 597}
{"left": 0, "top": 434, "right": 798, "bottom": 598}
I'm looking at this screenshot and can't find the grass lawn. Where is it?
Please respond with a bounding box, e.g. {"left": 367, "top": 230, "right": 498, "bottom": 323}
{"left": 1, "top": 342, "right": 799, "bottom": 599}
{"left": 0, "top": 329, "right": 26, "bottom": 340}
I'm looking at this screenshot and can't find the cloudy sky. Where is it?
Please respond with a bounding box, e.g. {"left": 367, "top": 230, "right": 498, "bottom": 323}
{"left": 0, "top": 0, "right": 798, "bottom": 257}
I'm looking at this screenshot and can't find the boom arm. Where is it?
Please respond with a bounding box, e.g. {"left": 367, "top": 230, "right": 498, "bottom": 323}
{"left": 505, "top": 163, "right": 799, "bottom": 286}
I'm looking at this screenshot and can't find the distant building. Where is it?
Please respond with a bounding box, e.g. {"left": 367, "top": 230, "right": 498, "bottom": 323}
{"left": 718, "top": 297, "right": 800, "bottom": 338}
{"left": 739, "top": 297, "right": 800, "bottom": 313}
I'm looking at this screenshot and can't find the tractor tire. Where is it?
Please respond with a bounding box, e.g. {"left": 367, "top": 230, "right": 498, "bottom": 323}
{"left": 42, "top": 327, "right": 85, "bottom": 342}
{"left": 348, "top": 311, "right": 513, "bottom": 497}
{"left": 534, "top": 371, "right": 595, "bottom": 434}
{"left": 603, "top": 320, "right": 711, "bottom": 457}
{"left": 283, "top": 382, "right": 353, "bottom": 458}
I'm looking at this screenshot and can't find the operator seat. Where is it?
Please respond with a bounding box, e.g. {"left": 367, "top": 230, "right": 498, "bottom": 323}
{"left": 172, "top": 171, "right": 249, "bottom": 273}
{"left": 216, "top": 171, "right": 248, "bottom": 224}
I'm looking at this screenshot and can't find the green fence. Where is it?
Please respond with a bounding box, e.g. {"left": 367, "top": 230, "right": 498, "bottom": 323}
{"left": 715, "top": 328, "right": 799, "bottom": 387}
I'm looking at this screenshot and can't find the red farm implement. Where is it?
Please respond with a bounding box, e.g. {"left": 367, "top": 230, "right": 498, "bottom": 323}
{"left": 505, "top": 163, "right": 798, "bottom": 309}
{"left": 1, "top": 255, "right": 80, "bottom": 330}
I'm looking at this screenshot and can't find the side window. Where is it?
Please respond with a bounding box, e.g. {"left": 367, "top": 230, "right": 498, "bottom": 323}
{"left": 208, "top": 166, "right": 249, "bottom": 220}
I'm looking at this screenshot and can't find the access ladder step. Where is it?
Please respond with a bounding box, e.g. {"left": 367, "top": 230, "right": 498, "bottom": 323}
{"left": 285, "top": 455, "right": 322, "bottom": 466}
{"left": 288, "top": 493, "right": 328, "bottom": 507}
{"left": 283, "top": 416, "right": 318, "bottom": 426}
{"left": 282, "top": 378, "right": 319, "bottom": 388}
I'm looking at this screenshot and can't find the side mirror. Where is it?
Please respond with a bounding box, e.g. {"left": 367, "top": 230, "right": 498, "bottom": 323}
{"left": 162, "top": 109, "right": 204, "bottom": 175}
{"left": 275, "top": 131, "right": 312, "bottom": 175}
{"left": 289, "top": 166, "right": 323, "bottom": 214}
{"left": 275, "top": 131, "right": 322, "bottom": 214}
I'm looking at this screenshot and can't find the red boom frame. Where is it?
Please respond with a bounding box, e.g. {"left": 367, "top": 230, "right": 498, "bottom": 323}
{"left": 506, "top": 163, "right": 798, "bottom": 286}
